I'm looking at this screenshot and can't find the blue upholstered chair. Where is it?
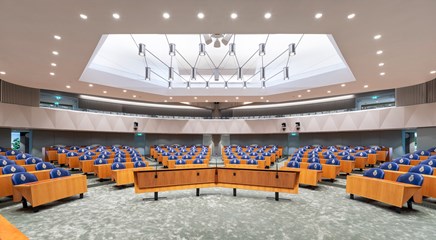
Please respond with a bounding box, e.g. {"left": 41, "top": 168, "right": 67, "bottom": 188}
{"left": 0, "top": 155, "right": 8, "bottom": 160}
{"left": 324, "top": 154, "right": 336, "bottom": 160}
{"left": 414, "top": 150, "right": 431, "bottom": 156}
{"left": 98, "top": 154, "right": 110, "bottom": 159}
{"left": 193, "top": 159, "right": 204, "bottom": 164}
{"left": 249, "top": 152, "right": 257, "bottom": 156}
{"left": 35, "top": 162, "right": 55, "bottom": 171}
{"left": 365, "top": 149, "right": 377, "bottom": 154}
{"left": 308, "top": 163, "right": 322, "bottom": 170}
{"left": 169, "top": 155, "right": 177, "bottom": 160}
{"left": 0, "top": 159, "right": 15, "bottom": 167}
{"left": 393, "top": 158, "right": 410, "bottom": 165}
{"left": 347, "top": 149, "right": 356, "bottom": 153}
{"left": 340, "top": 146, "right": 349, "bottom": 150}
{"left": 354, "top": 146, "right": 365, "bottom": 151}
{"left": 307, "top": 158, "right": 320, "bottom": 163}
{"left": 113, "top": 157, "right": 126, "bottom": 163}
{"left": 230, "top": 159, "right": 241, "bottom": 164}
{"left": 342, "top": 155, "right": 355, "bottom": 161}
{"left": 69, "top": 146, "right": 80, "bottom": 150}
{"left": 94, "top": 158, "right": 108, "bottom": 165}
{"left": 77, "top": 148, "right": 87, "bottom": 153}
{"left": 182, "top": 154, "right": 192, "bottom": 160}
{"left": 25, "top": 157, "right": 43, "bottom": 165}
{"left": 49, "top": 168, "right": 71, "bottom": 179}
{"left": 409, "top": 165, "right": 434, "bottom": 175}
{"left": 2, "top": 165, "right": 26, "bottom": 174}
{"left": 6, "top": 150, "right": 20, "bottom": 156}
{"left": 241, "top": 155, "right": 250, "bottom": 160}
{"left": 397, "top": 173, "right": 424, "bottom": 186}
{"left": 429, "top": 155, "right": 436, "bottom": 160}
{"left": 134, "top": 161, "right": 147, "bottom": 168}
{"left": 255, "top": 155, "right": 265, "bottom": 160}
{"left": 79, "top": 155, "right": 92, "bottom": 161}
{"left": 287, "top": 161, "right": 300, "bottom": 168}
{"left": 380, "top": 162, "right": 399, "bottom": 171}
{"left": 176, "top": 159, "right": 186, "bottom": 165}
{"left": 371, "top": 146, "right": 382, "bottom": 151}
{"left": 290, "top": 156, "right": 302, "bottom": 162}
{"left": 12, "top": 172, "right": 38, "bottom": 186}
{"left": 326, "top": 159, "right": 340, "bottom": 165}
{"left": 15, "top": 153, "right": 32, "bottom": 160}
{"left": 57, "top": 149, "right": 69, "bottom": 154}
{"left": 337, "top": 151, "right": 349, "bottom": 157}
{"left": 403, "top": 153, "right": 420, "bottom": 160}
{"left": 111, "top": 162, "right": 126, "bottom": 170}
{"left": 419, "top": 159, "right": 435, "bottom": 167}
{"left": 67, "top": 152, "right": 79, "bottom": 157}
{"left": 427, "top": 147, "right": 436, "bottom": 153}
{"left": 247, "top": 159, "right": 258, "bottom": 165}
{"left": 84, "top": 151, "right": 96, "bottom": 156}
{"left": 355, "top": 152, "right": 368, "bottom": 157}
{"left": 363, "top": 168, "right": 385, "bottom": 179}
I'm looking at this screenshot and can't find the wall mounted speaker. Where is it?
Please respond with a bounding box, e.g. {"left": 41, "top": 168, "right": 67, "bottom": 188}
{"left": 134, "top": 122, "right": 138, "bottom": 131}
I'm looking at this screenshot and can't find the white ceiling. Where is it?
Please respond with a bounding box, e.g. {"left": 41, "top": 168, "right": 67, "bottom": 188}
{"left": 1, "top": 0, "right": 436, "bottom": 103}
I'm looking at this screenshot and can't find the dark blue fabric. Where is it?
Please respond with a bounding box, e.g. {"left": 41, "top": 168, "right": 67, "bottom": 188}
{"left": 35, "top": 162, "right": 55, "bottom": 170}
{"left": 403, "top": 153, "right": 420, "bottom": 160}
{"left": 57, "top": 149, "right": 69, "bottom": 154}
{"left": 397, "top": 173, "right": 424, "bottom": 186}
{"left": 193, "top": 159, "right": 204, "bottom": 164}
{"left": 2, "top": 165, "right": 26, "bottom": 174}
{"left": 67, "top": 152, "right": 79, "bottom": 157}
{"left": 113, "top": 157, "right": 126, "bottom": 163}
{"left": 15, "top": 153, "right": 32, "bottom": 160}
{"left": 342, "top": 155, "right": 355, "bottom": 161}
{"left": 287, "top": 161, "right": 300, "bottom": 168}
{"left": 409, "top": 165, "right": 434, "bottom": 175}
{"left": 12, "top": 172, "right": 38, "bottom": 185}
{"left": 111, "top": 162, "right": 126, "bottom": 170}
{"left": 307, "top": 158, "right": 320, "bottom": 163}
{"left": 363, "top": 168, "right": 385, "bottom": 179}
{"left": 134, "top": 161, "right": 147, "bottom": 168}
{"left": 230, "top": 159, "right": 241, "bottom": 164}
{"left": 49, "top": 168, "right": 71, "bottom": 179}
{"left": 94, "top": 158, "right": 108, "bottom": 165}
{"left": 0, "top": 159, "right": 15, "bottom": 167}
{"left": 393, "top": 158, "right": 411, "bottom": 165}
{"left": 246, "top": 159, "right": 258, "bottom": 165}
{"left": 308, "top": 163, "right": 322, "bottom": 170}
{"left": 380, "top": 162, "right": 399, "bottom": 171}
{"left": 79, "top": 155, "right": 92, "bottom": 160}
{"left": 326, "top": 159, "right": 340, "bottom": 165}
{"left": 414, "top": 150, "right": 431, "bottom": 156}
{"left": 25, "top": 157, "right": 43, "bottom": 165}
{"left": 419, "top": 159, "right": 436, "bottom": 167}
{"left": 6, "top": 150, "right": 21, "bottom": 156}
{"left": 355, "top": 152, "right": 368, "bottom": 157}
{"left": 176, "top": 159, "right": 186, "bottom": 165}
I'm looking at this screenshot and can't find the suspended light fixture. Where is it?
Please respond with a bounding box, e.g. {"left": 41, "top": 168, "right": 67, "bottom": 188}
{"left": 186, "top": 81, "right": 191, "bottom": 89}
{"left": 243, "top": 81, "right": 247, "bottom": 89}
{"left": 190, "top": 67, "right": 197, "bottom": 80}
{"left": 138, "top": 43, "right": 146, "bottom": 56}
{"left": 237, "top": 67, "right": 243, "bottom": 80}
{"left": 260, "top": 67, "right": 266, "bottom": 80}
{"left": 229, "top": 43, "right": 235, "bottom": 56}
{"left": 199, "top": 43, "right": 206, "bottom": 56}
{"left": 261, "top": 80, "right": 266, "bottom": 89}
{"left": 169, "top": 43, "right": 176, "bottom": 56}
{"left": 214, "top": 39, "right": 221, "bottom": 48}
{"left": 205, "top": 81, "right": 209, "bottom": 89}
{"left": 224, "top": 81, "right": 228, "bottom": 89}
{"left": 145, "top": 67, "right": 151, "bottom": 80}
{"left": 168, "top": 81, "right": 172, "bottom": 89}
{"left": 168, "top": 67, "right": 174, "bottom": 81}
{"left": 283, "top": 67, "right": 289, "bottom": 80}
{"left": 259, "top": 43, "right": 266, "bottom": 56}
{"left": 289, "top": 43, "right": 296, "bottom": 56}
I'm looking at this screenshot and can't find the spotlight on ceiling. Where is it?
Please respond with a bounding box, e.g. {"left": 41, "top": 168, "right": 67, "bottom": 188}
{"left": 168, "top": 67, "right": 174, "bottom": 81}
{"left": 214, "top": 39, "right": 221, "bottom": 48}
{"left": 221, "top": 34, "right": 233, "bottom": 45}
{"left": 264, "top": 12, "right": 272, "bottom": 19}
{"left": 203, "top": 34, "right": 212, "bottom": 45}
{"left": 259, "top": 43, "right": 266, "bottom": 56}
{"left": 289, "top": 43, "right": 296, "bottom": 56}
{"left": 229, "top": 43, "right": 235, "bottom": 56}
{"left": 230, "top": 13, "right": 238, "bottom": 19}
{"left": 145, "top": 67, "right": 151, "bottom": 80}
{"left": 199, "top": 43, "right": 206, "bottom": 56}
{"left": 197, "top": 12, "right": 205, "bottom": 19}
{"left": 190, "top": 67, "right": 197, "bottom": 80}
{"left": 138, "top": 43, "right": 146, "bottom": 56}
{"left": 169, "top": 43, "right": 176, "bottom": 56}
{"left": 283, "top": 67, "right": 289, "bottom": 80}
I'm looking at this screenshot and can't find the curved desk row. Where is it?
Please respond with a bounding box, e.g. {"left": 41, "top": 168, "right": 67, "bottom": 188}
{"left": 134, "top": 167, "right": 300, "bottom": 201}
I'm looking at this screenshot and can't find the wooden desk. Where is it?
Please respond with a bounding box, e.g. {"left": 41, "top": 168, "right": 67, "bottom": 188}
{"left": 0, "top": 214, "right": 28, "bottom": 240}
{"left": 280, "top": 167, "right": 322, "bottom": 186}
{"left": 13, "top": 175, "right": 87, "bottom": 210}
{"left": 0, "top": 165, "right": 36, "bottom": 175}
{"left": 112, "top": 167, "right": 154, "bottom": 186}
{"left": 340, "top": 160, "right": 355, "bottom": 174}
{"left": 94, "top": 162, "right": 134, "bottom": 179}
{"left": 367, "top": 154, "right": 377, "bottom": 165}
{"left": 354, "top": 157, "right": 367, "bottom": 170}
{"left": 384, "top": 170, "right": 436, "bottom": 199}
{"left": 321, "top": 165, "right": 341, "bottom": 180}
{"left": 57, "top": 153, "right": 67, "bottom": 165}
{"left": 346, "top": 175, "right": 422, "bottom": 208}
{"left": 134, "top": 168, "right": 299, "bottom": 201}
{"left": 66, "top": 156, "right": 80, "bottom": 170}
{"left": 0, "top": 170, "right": 50, "bottom": 198}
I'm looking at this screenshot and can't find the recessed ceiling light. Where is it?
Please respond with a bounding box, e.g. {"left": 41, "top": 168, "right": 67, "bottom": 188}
{"left": 163, "top": 12, "right": 170, "bottom": 19}
{"left": 341, "top": 84, "right": 346, "bottom": 87}
{"left": 194, "top": 96, "right": 198, "bottom": 99}
{"left": 430, "top": 70, "right": 436, "bottom": 74}
{"left": 374, "top": 34, "right": 382, "bottom": 40}
{"left": 123, "top": 89, "right": 127, "bottom": 93}
{"left": 66, "top": 85, "right": 71, "bottom": 89}
{"left": 112, "top": 13, "right": 120, "bottom": 19}
{"left": 378, "top": 63, "right": 384, "bottom": 67}
{"left": 49, "top": 72, "right": 55, "bottom": 76}
{"left": 266, "top": 100, "right": 270, "bottom": 102}
{"left": 169, "top": 97, "right": 173, "bottom": 100}
{"left": 51, "top": 63, "right": 57, "bottom": 67}
{"left": 197, "top": 12, "right": 205, "bottom": 19}
{"left": 205, "top": 100, "right": 209, "bottom": 102}
{"left": 52, "top": 51, "right": 59, "bottom": 55}
{"left": 260, "top": 96, "right": 264, "bottom": 100}
{"left": 0, "top": 71, "right": 6, "bottom": 75}
{"left": 133, "top": 95, "right": 136, "bottom": 98}
{"left": 225, "top": 100, "right": 228, "bottom": 102}
{"left": 298, "top": 95, "right": 302, "bottom": 98}
{"left": 89, "top": 84, "right": 93, "bottom": 87}
{"left": 103, "top": 91, "right": 107, "bottom": 94}
{"left": 315, "top": 13, "right": 323, "bottom": 19}
{"left": 376, "top": 50, "right": 383, "bottom": 55}
{"left": 235, "top": 96, "right": 239, "bottom": 100}
{"left": 347, "top": 13, "right": 356, "bottom": 19}
{"left": 307, "top": 89, "right": 311, "bottom": 93}
{"left": 164, "top": 100, "right": 168, "bottom": 102}
{"left": 364, "top": 85, "right": 369, "bottom": 88}
{"left": 264, "top": 12, "right": 272, "bottom": 19}
{"left": 380, "top": 72, "right": 386, "bottom": 76}
{"left": 54, "top": 35, "right": 61, "bottom": 40}
{"left": 230, "top": 13, "right": 238, "bottom": 19}
{"left": 79, "top": 14, "right": 88, "bottom": 20}
{"left": 327, "top": 90, "right": 331, "bottom": 93}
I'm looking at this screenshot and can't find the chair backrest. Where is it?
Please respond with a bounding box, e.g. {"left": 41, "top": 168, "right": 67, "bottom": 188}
{"left": 57, "top": 149, "right": 69, "bottom": 154}
{"left": 393, "top": 158, "right": 410, "bottom": 165}
{"left": 85, "top": 151, "right": 96, "bottom": 156}
{"left": 25, "top": 157, "right": 43, "bottom": 165}
{"left": 415, "top": 150, "right": 430, "bottom": 156}
{"left": 255, "top": 155, "right": 265, "bottom": 160}
{"left": 193, "top": 159, "right": 204, "bottom": 164}
{"left": 307, "top": 158, "right": 320, "bottom": 163}
{"left": 287, "top": 161, "right": 300, "bottom": 168}
{"left": 230, "top": 159, "right": 240, "bottom": 164}
{"left": 409, "top": 165, "right": 434, "bottom": 175}
{"left": 0, "top": 155, "right": 8, "bottom": 160}
{"left": 363, "top": 168, "right": 385, "bottom": 179}
{"left": 247, "top": 159, "right": 258, "bottom": 165}
{"left": 0, "top": 159, "right": 15, "bottom": 167}
{"left": 11, "top": 172, "right": 38, "bottom": 185}
{"left": 342, "top": 155, "right": 355, "bottom": 161}
{"left": 338, "top": 151, "right": 349, "bottom": 156}
{"left": 355, "top": 152, "right": 368, "bottom": 157}
{"left": 113, "top": 157, "right": 126, "bottom": 163}
{"left": 111, "top": 162, "right": 126, "bottom": 170}
{"left": 134, "top": 161, "right": 147, "bottom": 168}
{"left": 419, "top": 159, "right": 435, "bottom": 167}
{"left": 379, "top": 162, "right": 399, "bottom": 171}
{"left": 2, "top": 165, "right": 26, "bottom": 174}
{"left": 15, "top": 153, "right": 32, "bottom": 160}
{"left": 397, "top": 173, "right": 424, "bottom": 186}
{"left": 79, "top": 155, "right": 92, "bottom": 160}
{"left": 6, "top": 150, "right": 20, "bottom": 156}
{"left": 176, "top": 159, "right": 186, "bottom": 165}
{"left": 94, "top": 158, "right": 108, "bottom": 165}
{"left": 308, "top": 163, "right": 322, "bottom": 170}
{"left": 35, "top": 162, "right": 55, "bottom": 171}
{"left": 49, "top": 168, "right": 71, "bottom": 179}
{"left": 70, "top": 146, "right": 80, "bottom": 150}
{"left": 326, "top": 159, "right": 340, "bottom": 165}
{"left": 404, "top": 153, "right": 420, "bottom": 160}
{"left": 67, "top": 152, "right": 79, "bottom": 157}
{"left": 98, "top": 154, "right": 110, "bottom": 159}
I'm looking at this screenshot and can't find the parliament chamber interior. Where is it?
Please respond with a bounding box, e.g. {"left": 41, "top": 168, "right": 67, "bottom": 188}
{"left": 1, "top": 1, "right": 436, "bottom": 239}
